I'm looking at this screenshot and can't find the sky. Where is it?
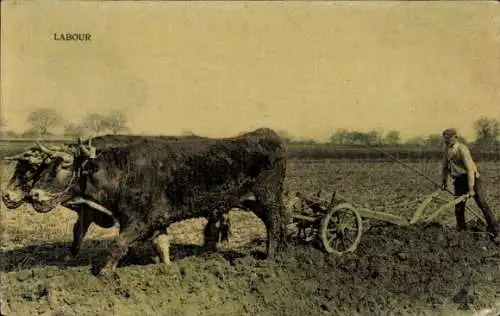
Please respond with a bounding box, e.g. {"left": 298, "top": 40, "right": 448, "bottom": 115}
{"left": 1, "top": 1, "right": 499, "bottom": 142}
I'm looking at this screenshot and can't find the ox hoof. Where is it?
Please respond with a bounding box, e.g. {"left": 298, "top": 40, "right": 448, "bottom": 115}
{"left": 100, "top": 270, "right": 119, "bottom": 281}
{"left": 90, "top": 265, "right": 101, "bottom": 276}
{"left": 202, "top": 242, "right": 218, "bottom": 252}
{"left": 91, "top": 265, "right": 119, "bottom": 280}
{"left": 69, "top": 247, "right": 80, "bottom": 258}
{"left": 63, "top": 254, "right": 73, "bottom": 263}
{"left": 158, "top": 264, "right": 172, "bottom": 275}
{"left": 153, "top": 256, "right": 171, "bottom": 265}
{"left": 493, "top": 234, "right": 500, "bottom": 245}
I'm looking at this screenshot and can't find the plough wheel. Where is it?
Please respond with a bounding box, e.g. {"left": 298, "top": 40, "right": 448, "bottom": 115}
{"left": 320, "top": 203, "right": 363, "bottom": 255}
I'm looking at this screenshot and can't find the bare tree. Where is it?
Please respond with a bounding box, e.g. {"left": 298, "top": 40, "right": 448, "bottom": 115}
{"left": 366, "top": 129, "right": 383, "bottom": 145}
{"left": 425, "top": 134, "right": 444, "bottom": 148}
{"left": 406, "top": 136, "right": 426, "bottom": 147}
{"left": 329, "top": 129, "right": 350, "bottom": 144}
{"left": 103, "top": 110, "right": 129, "bottom": 134}
{"left": 383, "top": 130, "right": 401, "bottom": 145}
{"left": 26, "top": 108, "right": 61, "bottom": 136}
{"left": 423, "top": 133, "right": 467, "bottom": 148}
{"left": 81, "top": 113, "right": 108, "bottom": 136}
{"left": 64, "top": 123, "right": 85, "bottom": 137}
{"left": 473, "top": 117, "right": 500, "bottom": 148}
{"left": 329, "top": 129, "right": 382, "bottom": 145}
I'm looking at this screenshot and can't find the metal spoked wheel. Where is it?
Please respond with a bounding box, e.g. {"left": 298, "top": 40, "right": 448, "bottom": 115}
{"left": 320, "top": 203, "right": 363, "bottom": 255}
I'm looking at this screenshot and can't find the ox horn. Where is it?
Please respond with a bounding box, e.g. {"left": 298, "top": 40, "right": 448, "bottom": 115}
{"left": 35, "top": 140, "right": 55, "bottom": 156}
{"left": 79, "top": 144, "right": 91, "bottom": 156}
{"left": 35, "top": 140, "right": 73, "bottom": 163}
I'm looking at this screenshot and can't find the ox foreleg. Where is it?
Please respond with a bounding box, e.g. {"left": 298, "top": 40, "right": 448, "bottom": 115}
{"left": 70, "top": 207, "right": 93, "bottom": 258}
{"left": 69, "top": 206, "right": 115, "bottom": 258}
{"left": 203, "top": 215, "right": 219, "bottom": 251}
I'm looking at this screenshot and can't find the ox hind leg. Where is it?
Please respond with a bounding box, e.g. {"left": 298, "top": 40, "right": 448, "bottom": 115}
{"left": 244, "top": 179, "right": 289, "bottom": 259}
{"left": 152, "top": 229, "right": 171, "bottom": 265}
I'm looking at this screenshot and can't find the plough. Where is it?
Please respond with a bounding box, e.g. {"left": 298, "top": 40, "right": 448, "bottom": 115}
{"left": 286, "top": 188, "right": 484, "bottom": 256}
{"left": 285, "top": 144, "right": 489, "bottom": 255}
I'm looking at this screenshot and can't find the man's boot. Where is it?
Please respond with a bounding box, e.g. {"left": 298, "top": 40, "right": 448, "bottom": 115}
{"left": 455, "top": 207, "right": 467, "bottom": 231}
{"left": 489, "top": 224, "right": 500, "bottom": 244}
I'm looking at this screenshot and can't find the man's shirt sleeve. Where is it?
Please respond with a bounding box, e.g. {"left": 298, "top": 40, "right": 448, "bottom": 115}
{"left": 459, "top": 145, "right": 476, "bottom": 173}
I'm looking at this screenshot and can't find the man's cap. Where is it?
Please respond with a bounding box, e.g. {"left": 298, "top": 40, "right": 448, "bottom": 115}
{"left": 442, "top": 128, "right": 457, "bottom": 137}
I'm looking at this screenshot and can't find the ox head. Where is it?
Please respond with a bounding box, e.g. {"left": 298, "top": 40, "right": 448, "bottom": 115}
{"left": 27, "top": 139, "right": 96, "bottom": 213}
{"left": 1, "top": 144, "right": 59, "bottom": 209}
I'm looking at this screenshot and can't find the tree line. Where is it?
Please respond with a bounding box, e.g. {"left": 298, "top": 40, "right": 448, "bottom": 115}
{"left": 0, "top": 108, "right": 499, "bottom": 150}
{"left": 0, "top": 108, "right": 129, "bottom": 138}
{"left": 279, "top": 117, "right": 500, "bottom": 150}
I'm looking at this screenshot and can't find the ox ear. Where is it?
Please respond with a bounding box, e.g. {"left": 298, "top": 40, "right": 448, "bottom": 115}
{"left": 2, "top": 150, "right": 41, "bottom": 162}
{"left": 35, "top": 140, "right": 53, "bottom": 156}
{"left": 2, "top": 153, "right": 25, "bottom": 161}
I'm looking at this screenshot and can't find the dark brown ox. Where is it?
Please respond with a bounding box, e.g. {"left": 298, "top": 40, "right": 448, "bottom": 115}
{"left": 1, "top": 134, "right": 230, "bottom": 258}
{"left": 27, "top": 128, "right": 289, "bottom": 276}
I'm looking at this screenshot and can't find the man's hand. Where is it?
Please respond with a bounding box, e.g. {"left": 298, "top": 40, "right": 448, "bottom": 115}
{"left": 441, "top": 182, "right": 447, "bottom": 191}
{"left": 466, "top": 191, "right": 475, "bottom": 198}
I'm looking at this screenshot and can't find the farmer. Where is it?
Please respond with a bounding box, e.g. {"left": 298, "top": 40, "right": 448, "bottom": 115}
{"left": 441, "top": 128, "right": 499, "bottom": 241}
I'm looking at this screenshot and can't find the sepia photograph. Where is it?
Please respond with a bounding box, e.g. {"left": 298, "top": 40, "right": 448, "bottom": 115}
{"left": 1, "top": 1, "right": 499, "bottom": 315}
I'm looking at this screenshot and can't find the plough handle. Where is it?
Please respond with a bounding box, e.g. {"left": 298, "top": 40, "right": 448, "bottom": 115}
{"left": 327, "top": 190, "right": 337, "bottom": 211}
{"left": 423, "top": 193, "right": 485, "bottom": 224}
{"left": 363, "top": 145, "right": 482, "bottom": 222}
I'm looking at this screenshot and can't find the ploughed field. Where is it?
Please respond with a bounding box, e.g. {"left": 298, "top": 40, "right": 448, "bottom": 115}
{"left": 1, "top": 160, "right": 499, "bottom": 316}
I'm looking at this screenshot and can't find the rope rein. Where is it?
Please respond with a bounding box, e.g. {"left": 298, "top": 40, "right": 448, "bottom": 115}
{"left": 49, "top": 147, "right": 99, "bottom": 202}
{"left": 52, "top": 170, "right": 78, "bottom": 201}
